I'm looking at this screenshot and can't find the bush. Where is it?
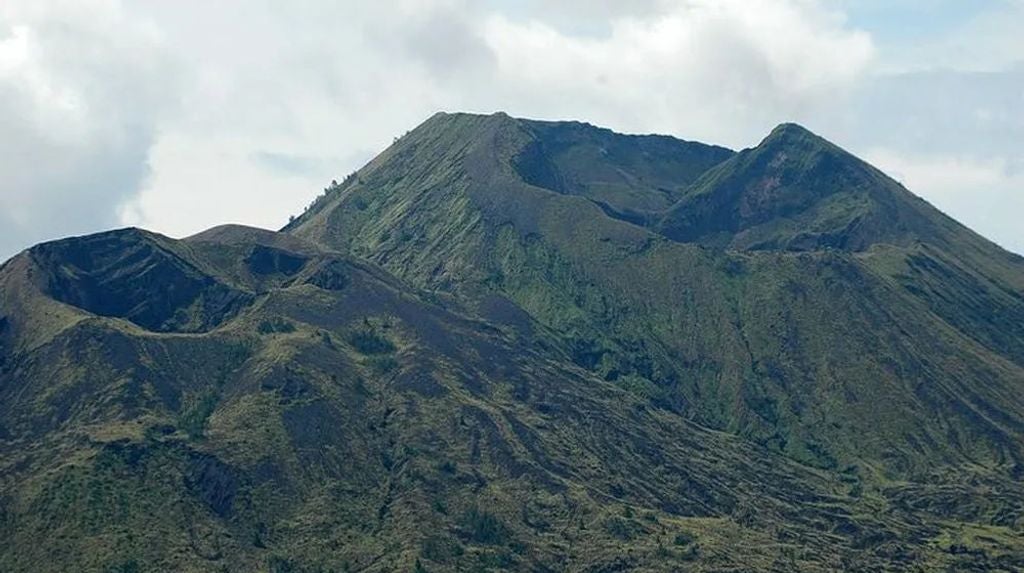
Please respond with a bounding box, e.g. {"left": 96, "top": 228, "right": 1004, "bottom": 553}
{"left": 104, "top": 561, "right": 140, "bottom": 573}
{"left": 258, "top": 318, "right": 296, "bottom": 334}
{"left": 267, "top": 556, "right": 298, "bottom": 573}
{"left": 459, "top": 507, "right": 509, "bottom": 545}
{"left": 431, "top": 498, "right": 448, "bottom": 515}
{"left": 673, "top": 531, "right": 696, "bottom": 546}
{"left": 420, "top": 535, "right": 464, "bottom": 563}
{"left": 603, "top": 516, "right": 641, "bottom": 540}
{"left": 178, "top": 391, "right": 218, "bottom": 440}
{"left": 348, "top": 328, "right": 395, "bottom": 355}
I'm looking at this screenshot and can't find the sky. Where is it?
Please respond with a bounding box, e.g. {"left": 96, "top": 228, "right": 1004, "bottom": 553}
{"left": 0, "top": 0, "right": 1022, "bottom": 259}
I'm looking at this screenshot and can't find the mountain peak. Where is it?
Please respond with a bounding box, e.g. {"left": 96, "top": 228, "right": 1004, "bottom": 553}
{"left": 657, "top": 121, "right": 952, "bottom": 251}
{"left": 757, "top": 122, "right": 838, "bottom": 156}
{"left": 418, "top": 110, "right": 516, "bottom": 131}
{"left": 766, "top": 121, "right": 816, "bottom": 139}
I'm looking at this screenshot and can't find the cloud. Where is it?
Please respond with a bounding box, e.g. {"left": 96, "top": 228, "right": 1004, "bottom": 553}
{"left": 117, "top": 0, "right": 480, "bottom": 237}
{"left": 251, "top": 152, "right": 331, "bottom": 178}
{"left": 838, "top": 67, "right": 1024, "bottom": 156}
{"left": 0, "top": 1, "right": 175, "bottom": 258}
{"left": 479, "top": 0, "right": 875, "bottom": 145}
{"left": 898, "top": 0, "right": 1024, "bottom": 72}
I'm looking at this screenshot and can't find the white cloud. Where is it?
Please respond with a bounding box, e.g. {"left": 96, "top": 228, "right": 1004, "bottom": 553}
{"left": 0, "top": 0, "right": 174, "bottom": 257}
{"left": 117, "top": 0, "right": 474, "bottom": 236}
{"left": 480, "top": 0, "right": 874, "bottom": 145}
{"left": 893, "top": 0, "right": 1024, "bottom": 73}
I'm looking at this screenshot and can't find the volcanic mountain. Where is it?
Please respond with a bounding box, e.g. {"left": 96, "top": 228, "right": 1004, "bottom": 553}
{"left": 1, "top": 112, "right": 1022, "bottom": 572}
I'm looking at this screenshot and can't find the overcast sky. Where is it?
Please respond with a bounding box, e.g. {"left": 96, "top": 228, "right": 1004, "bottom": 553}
{"left": 1, "top": 0, "right": 1022, "bottom": 259}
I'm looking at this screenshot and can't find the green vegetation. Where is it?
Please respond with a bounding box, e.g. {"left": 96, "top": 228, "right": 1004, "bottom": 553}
{"left": 1, "top": 112, "right": 1023, "bottom": 571}
{"left": 458, "top": 507, "right": 509, "bottom": 545}
{"left": 420, "top": 535, "right": 464, "bottom": 563}
{"left": 258, "top": 317, "right": 296, "bottom": 334}
{"left": 347, "top": 325, "right": 396, "bottom": 355}
{"left": 176, "top": 390, "right": 219, "bottom": 439}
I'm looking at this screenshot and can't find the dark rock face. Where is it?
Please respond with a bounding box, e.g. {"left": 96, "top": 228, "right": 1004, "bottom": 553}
{"left": 513, "top": 118, "right": 734, "bottom": 215}
{"left": 184, "top": 452, "right": 239, "bottom": 518}
{"left": 304, "top": 260, "right": 350, "bottom": 291}
{"left": 0, "top": 316, "right": 8, "bottom": 371}
{"left": 245, "top": 245, "right": 308, "bottom": 276}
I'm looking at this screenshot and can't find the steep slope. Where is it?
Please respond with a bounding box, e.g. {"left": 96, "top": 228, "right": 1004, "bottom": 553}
{"left": 7, "top": 227, "right": 1018, "bottom": 572}
{"left": 655, "top": 122, "right": 1024, "bottom": 367}
{"left": 287, "top": 112, "right": 1024, "bottom": 481}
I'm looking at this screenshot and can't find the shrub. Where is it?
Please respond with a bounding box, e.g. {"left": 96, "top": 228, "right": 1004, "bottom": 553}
{"left": 420, "top": 535, "right": 464, "bottom": 563}
{"left": 348, "top": 328, "right": 395, "bottom": 355}
{"left": 104, "top": 561, "right": 140, "bottom": 573}
{"left": 673, "top": 531, "right": 696, "bottom": 546}
{"left": 178, "top": 391, "right": 218, "bottom": 440}
{"left": 258, "top": 318, "right": 296, "bottom": 335}
{"left": 267, "top": 556, "right": 297, "bottom": 573}
{"left": 459, "top": 507, "right": 509, "bottom": 545}
{"left": 431, "top": 498, "right": 448, "bottom": 515}
{"left": 603, "top": 516, "right": 641, "bottom": 541}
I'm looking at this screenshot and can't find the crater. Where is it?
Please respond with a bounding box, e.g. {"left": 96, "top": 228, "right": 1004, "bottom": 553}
{"left": 32, "top": 229, "right": 252, "bottom": 333}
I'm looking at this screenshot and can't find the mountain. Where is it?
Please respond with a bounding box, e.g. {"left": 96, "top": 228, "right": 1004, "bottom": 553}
{"left": 1, "top": 112, "right": 1023, "bottom": 572}
{"left": 288, "top": 112, "right": 1024, "bottom": 473}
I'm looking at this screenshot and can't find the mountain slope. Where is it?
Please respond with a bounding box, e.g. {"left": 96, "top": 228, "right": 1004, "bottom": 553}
{"left": 1, "top": 113, "right": 1023, "bottom": 571}
{"left": 8, "top": 227, "right": 1018, "bottom": 571}
{"left": 286, "top": 112, "right": 1024, "bottom": 480}
{"left": 657, "top": 123, "right": 944, "bottom": 251}
{"left": 655, "top": 122, "right": 1024, "bottom": 366}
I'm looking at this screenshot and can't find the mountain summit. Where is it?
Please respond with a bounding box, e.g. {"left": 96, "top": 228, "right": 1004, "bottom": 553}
{"left": 657, "top": 121, "right": 955, "bottom": 251}
{"left": 2, "top": 112, "right": 1023, "bottom": 572}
